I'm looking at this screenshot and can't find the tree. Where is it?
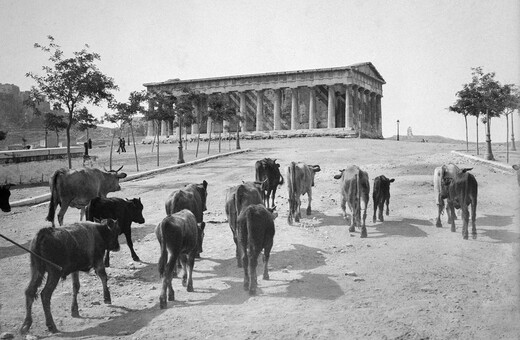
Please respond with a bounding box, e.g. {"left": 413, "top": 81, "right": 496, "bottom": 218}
{"left": 26, "top": 35, "right": 118, "bottom": 168}
{"left": 500, "top": 84, "right": 519, "bottom": 161}
{"left": 207, "top": 95, "right": 238, "bottom": 154}
{"left": 44, "top": 112, "right": 67, "bottom": 147}
{"left": 146, "top": 91, "right": 177, "bottom": 165}
{"left": 74, "top": 107, "right": 99, "bottom": 141}
{"left": 107, "top": 91, "right": 148, "bottom": 171}
{"left": 449, "top": 83, "right": 480, "bottom": 152}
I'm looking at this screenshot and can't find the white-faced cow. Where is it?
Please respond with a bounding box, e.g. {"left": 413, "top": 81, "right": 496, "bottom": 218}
{"left": 512, "top": 164, "right": 520, "bottom": 186}
{"left": 372, "top": 175, "right": 395, "bottom": 223}
{"left": 255, "top": 158, "right": 284, "bottom": 208}
{"left": 225, "top": 181, "right": 264, "bottom": 267}
{"left": 165, "top": 180, "right": 208, "bottom": 257}
{"left": 46, "top": 166, "right": 127, "bottom": 227}
{"left": 334, "top": 166, "right": 370, "bottom": 238}
{"left": 237, "top": 203, "right": 277, "bottom": 295}
{"left": 86, "top": 197, "right": 145, "bottom": 267}
{"left": 20, "top": 219, "right": 120, "bottom": 334}
{"left": 286, "top": 162, "right": 321, "bottom": 224}
{"left": 441, "top": 169, "right": 478, "bottom": 239}
{"left": 155, "top": 209, "right": 199, "bottom": 309}
{"left": 433, "top": 164, "right": 472, "bottom": 228}
{"left": 0, "top": 183, "right": 14, "bottom": 212}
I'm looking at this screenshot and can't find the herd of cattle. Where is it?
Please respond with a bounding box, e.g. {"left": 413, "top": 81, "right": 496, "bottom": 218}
{"left": 0, "top": 158, "right": 517, "bottom": 334}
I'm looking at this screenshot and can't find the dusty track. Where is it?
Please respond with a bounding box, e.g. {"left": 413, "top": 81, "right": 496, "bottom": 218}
{"left": 1, "top": 137, "right": 519, "bottom": 340}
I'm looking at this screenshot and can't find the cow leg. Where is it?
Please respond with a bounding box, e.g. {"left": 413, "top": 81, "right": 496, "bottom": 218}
{"left": 295, "top": 197, "right": 301, "bottom": 222}
{"left": 185, "top": 253, "right": 195, "bottom": 293}
{"left": 180, "top": 254, "right": 188, "bottom": 287}
{"left": 94, "top": 264, "right": 112, "bottom": 304}
{"left": 57, "top": 202, "right": 70, "bottom": 226}
{"left": 124, "top": 229, "right": 140, "bottom": 262}
{"left": 436, "top": 198, "right": 444, "bottom": 228}
{"left": 271, "top": 187, "right": 277, "bottom": 209}
{"left": 159, "top": 252, "right": 176, "bottom": 308}
{"left": 461, "top": 207, "right": 470, "bottom": 240}
{"left": 471, "top": 200, "right": 477, "bottom": 239}
{"left": 104, "top": 250, "right": 111, "bottom": 268}
{"left": 360, "top": 197, "right": 368, "bottom": 238}
{"left": 248, "top": 250, "right": 259, "bottom": 295}
{"left": 378, "top": 201, "right": 385, "bottom": 222}
{"left": 71, "top": 271, "right": 81, "bottom": 317}
{"left": 20, "top": 267, "right": 45, "bottom": 334}
{"left": 233, "top": 234, "right": 242, "bottom": 268}
{"left": 346, "top": 201, "right": 355, "bottom": 232}
{"left": 41, "top": 270, "right": 61, "bottom": 333}
{"left": 372, "top": 197, "right": 377, "bottom": 223}
{"left": 241, "top": 246, "right": 249, "bottom": 291}
{"left": 79, "top": 206, "right": 86, "bottom": 221}
{"left": 306, "top": 189, "right": 312, "bottom": 216}
{"left": 385, "top": 197, "right": 390, "bottom": 216}
{"left": 447, "top": 201, "right": 456, "bottom": 233}
{"left": 263, "top": 241, "right": 273, "bottom": 281}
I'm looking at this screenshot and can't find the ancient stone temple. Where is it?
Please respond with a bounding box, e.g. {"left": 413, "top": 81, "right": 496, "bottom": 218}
{"left": 143, "top": 62, "right": 385, "bottom": 139}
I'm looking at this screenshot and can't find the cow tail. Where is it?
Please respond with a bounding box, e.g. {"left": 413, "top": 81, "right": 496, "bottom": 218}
{"left": 157, "top": 222, "right": 168, "bottom": 278}
{"left": 46, "top": 170, "right": 61, "bottom": 225}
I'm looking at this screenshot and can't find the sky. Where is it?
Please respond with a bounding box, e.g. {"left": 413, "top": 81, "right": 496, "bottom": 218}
{"left": 1, "top": 0, "right": 519, "bottom": 142}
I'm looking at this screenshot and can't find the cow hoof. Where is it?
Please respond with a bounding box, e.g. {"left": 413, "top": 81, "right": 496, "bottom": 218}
{"left": 243, "top": 283, "right": 249, "bottom": 291}
{"left": 372, "top": 218, "right": 376, "bottom": 223}
{"left": 160, "top": 298, "right": 167, "bottom": 309}
{"left": 249, "top": 289, "right": 257, "bottom": 296}
{"left": 132, "top": 256, "right": 141, "bottom": 262}
{"left": 168, "top": 293, "right": 175, "bottom": 301}
{"left": 47, "top": 324, "right": 59, "bottom": 333}
{"left": 348, "top": 226, "right": 355, "bottom": 233}
{"left": 104, "top": 299, "right": 112, "bottom": 305}
{"left": 187, "top": 285, "right": 194, "bottom": 292}
{"left": 360, "top": 230, "right": 368, "bottom": 238}
{"left": 463, "top": 234, "right": 469, "bottom": 240}
{"left": 306, "top": 208, "right": 311, "bottom": 215}
{"left": 71, "top": 310, "right": 80, "bottom": 318}
{"left": 182, "top": 277, "right": 187, "bottom": 287}
{"left": 20, "top": 322, "right": 32, "bottom": 335}
{"left": 436, "top": 221, "right": 442, "bottom": 228}
{"left": 263, "top": 274, "right": 269, "bottom": 280}
{"left": 451, "top": 227, "right": 456, "bottom": 233}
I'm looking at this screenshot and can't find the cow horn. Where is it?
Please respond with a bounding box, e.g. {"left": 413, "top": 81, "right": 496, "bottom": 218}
{"left": 115, "top": 165, "right": 124, "bottom": 173}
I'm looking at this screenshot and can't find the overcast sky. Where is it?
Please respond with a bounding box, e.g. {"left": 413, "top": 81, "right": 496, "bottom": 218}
{"left": 1, "top": 0, "right": 519, "bottom": 141}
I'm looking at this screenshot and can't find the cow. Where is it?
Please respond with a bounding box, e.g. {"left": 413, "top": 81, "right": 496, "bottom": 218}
{"left": 237, "top": 204, "right": 277, "bottom": 295}
{"left": 512, "top": 164, "right": 520, "bottom": 186}
{"left": 20, "top": 219, "right": 121, "bottom": 334}
{"left": 433, "top": 164, "right": 472, "bottom": 228}
{"left": 155, "top": 209, "right": 199, "bottom": 309}
{"left": 46, "top": 166, "right": 127, "bottom": 227}
{"left": 225, "top": 181, "right": 264, "bottom": 267}
{"left": 255, "top": 158, "right": 284, "bottom": 208}
{"left": 441, "top": 169, "right": 478, "bottom": 239}
{"left": 86, "top": 197, "right": 145, "bottom": 267}
{"left": 164, "top": 180, "right": 208, "bottom": 256}
{"left": 0, "top": 183, "right": 14, "bottom": 212}
{"left": 334, "top": 166, "right": 370, "bottom": 238}
{"left": 286, "top": 162, "right": 321, "bottom": 224}
{"left": 372, "top": 175, "right": 395, "bottom": 223}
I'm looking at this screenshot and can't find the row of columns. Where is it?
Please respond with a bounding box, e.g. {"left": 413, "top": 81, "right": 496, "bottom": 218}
{"left": 147, "top": 84, "right": 382, "bottom": 137}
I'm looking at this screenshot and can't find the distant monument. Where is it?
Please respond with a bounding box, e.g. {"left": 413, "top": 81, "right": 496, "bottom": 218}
{"left": 407, "top": 126, "right": 413, "bottom": 139}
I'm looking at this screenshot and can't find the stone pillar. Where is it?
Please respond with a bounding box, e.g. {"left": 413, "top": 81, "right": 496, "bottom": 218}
{"left": 371, "top": 93, "right": 377, "bottom": 133}
{"left": 161, "top": 120, "right": 167, "bottom": 136}
{"left": 147, "top": 120, "right": 154, "bottom": 136}
{"left": 291, "top": 88, "right": 299, "bottom": 130}
{"left": 191, "top": 100, "right": 200, "bottom": 135}
{"left": 358, "top": 87, "right": 365, "bottom": 133}
{"left": 327, "top": 86, "right": 336, "bottom": 128}
{"left": 309, "top": 87, "right": 316, "bottom": 129}
{"left": 240, "top": 91, "right": 247, "bottom": 133}
{"left": 256, "top": 89, "right": 264, "bottom": 131}
{"left": 351, "top": 85, "right": 358, "bottom": 129}
{"left": 376, "top": 95, "right": 382, "bottom": 137}
{"left": 168, "top": 120, "right": 174, "bottom": 136}
{"left": 273, "top": 89, "right": 282, "bottom": 130}
{"left": 345, "top": 85, "right": 352, "bottom": 130}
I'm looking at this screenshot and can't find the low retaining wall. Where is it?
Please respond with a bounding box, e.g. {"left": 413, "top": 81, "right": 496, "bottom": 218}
{"left": 0, "top": 147, "right": 83, "bottom": 164}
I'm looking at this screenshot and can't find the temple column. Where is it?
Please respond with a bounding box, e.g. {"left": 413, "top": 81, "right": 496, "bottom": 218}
{"left": 240, "top": 91, "right": 247, "bottom": 133}
{"left": 309, "top": 87, "right": 316, "bottom": 129}
{"left": 358, "top": 87, "right": 365, "bottom": 133}
{"left": 273, "top": 89, "right": 282, "bottom": 130}
{"left": 371, "top": 93, "right": 377, "bottom": 133}
{"left": 345, "top": 85, "right": 352, "bottom": 129}
{"left": 256, "top": 89, "right": 264, "bottom": 131}
{"left": 351, "top": 85, "right": 358, "bottom": 130}
{"left": 291, "top": 88, "right": 299, "bottom": 130}
{"left": 327, "top": 86, "right": 336, "bottom": 128}
{"left": 168, "top": 120, "right": 174, "bottom": 136}
{"left": 147, "top": 120, "right": 154, "bottom": 136}
{"left": 191, "top": 100, "right": 200, "bottom": 135}
{"left": 161, "top": 120, "right": 167, "bottom": 136}
{"left": 376, "top": 94, "right": 382, "bottom": 137}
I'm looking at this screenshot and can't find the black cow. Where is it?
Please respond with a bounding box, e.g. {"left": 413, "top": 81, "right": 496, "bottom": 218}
{"left": 372, "top": 175, "right": 395, "bottom": 223}
{"left": 20, "top": 219, "right": 120, "bottom": 334}
{"left": 165, "top": 180, "right": 208, "bottom": 256}
{"left": 155, "top": 209, "right": 199, "bottom": 309}
{"left": 255, "top": 158, "right": 284, "bottom": 208}
{"left": 47, "top": 166, "right": 127, "bottom": 227}
{"left": 86, "top": 197, "right": 145, "bottom": 267}
{"left": 441, "top": 169, "right": 478, "bottom": 239}
{"left": 0, "top": 183, "right": 14, "bottom": 212}
{"left": 225, "top": 181, "right": 264, "bottom": 267}
{"left": 237, "top": 204, "right": 277, "bottom": 295}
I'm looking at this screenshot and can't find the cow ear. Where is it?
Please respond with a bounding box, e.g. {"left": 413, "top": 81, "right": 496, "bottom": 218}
{"left": 117, "top": 172, "right": 127, "bottom": 179}
{"left": 313, "top": 165, "right": 321, "bottom": 172}
{"left": 390, "top": 178, "right": 395, "bottom": 183}
{"left": 94, "top": 217, "right": 101, "bottom": 223}
{"left": 333, "top": 173, "right": 342, "bottom": 179}
{"left": 461, "top": 168, "right": 473, "bottom": 173}
{"left": 513, "top": 165, "right": 520, "bottom": 170}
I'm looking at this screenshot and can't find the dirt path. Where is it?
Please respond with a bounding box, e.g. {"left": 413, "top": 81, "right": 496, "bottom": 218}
{"left": 1, "top": 137, "right": 519, "bottom": 340}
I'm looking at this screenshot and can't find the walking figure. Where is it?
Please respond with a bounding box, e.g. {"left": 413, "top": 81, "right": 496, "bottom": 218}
{"left": 121, "top": 138, "right": 126, "bottom": 152}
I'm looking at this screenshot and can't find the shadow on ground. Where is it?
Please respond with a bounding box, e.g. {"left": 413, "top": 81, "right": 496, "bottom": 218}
{"left": 370, "top": 218, "right": 432, "bottom": 238}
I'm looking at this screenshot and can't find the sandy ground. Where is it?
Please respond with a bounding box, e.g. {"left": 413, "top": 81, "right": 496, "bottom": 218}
{"left": 1, "top": 137, "right": 519, "bottom": 340}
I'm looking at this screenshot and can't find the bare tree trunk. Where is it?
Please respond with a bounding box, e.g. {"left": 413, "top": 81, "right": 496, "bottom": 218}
{"left": 109, "top": 128, "right": 117, "bottom": 170}
{"left": 130, "top": 123, "right": 139, "bottom": 171}
{"left": 218, "top": 131, "right": 222, "bottom": 153}
{"left": 157, "top": 124, "right": 160, "bottom": 167}
{"left": 185, "top": 128, "right": 188, "bottom": 150}
{"left": 476, "top": 116, "right": 479, "bottom": 155}
{"left": 236, "top": 122, "right": 241, "bottom": 150}
{"left": 512, "top": 113, "right": 517, "bottom": 151}
{"left": 196, "top": 131, "right": 201, "bottom": 157}
{"left": 506, "top": 113, "right": 509, "bottom": 163}
{"left": 45, "top": 130, "right": 48, "bottom": 148}
{"left": 464, "top": 114, "right": 468, "bottom": 153}
{"left": 207, "top": 122, "right": 213, "bottom": 155}
{"left": 151, "top": 120, "right": 156, "bottom": 153}
{"left": 484, "top": 109, "right": 494, "bottom": 161}
{"left": 66, "top": 117, "right": 73, "bottom": 169}
{"left": 177, "top": 119, "right": 185, "bottom": 164}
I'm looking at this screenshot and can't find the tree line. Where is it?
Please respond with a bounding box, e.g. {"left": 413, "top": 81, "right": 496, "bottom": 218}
{"left": 449, "top": 67, "right": 519, "bottom": 162}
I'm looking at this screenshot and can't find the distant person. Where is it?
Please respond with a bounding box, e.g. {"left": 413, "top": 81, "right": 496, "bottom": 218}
{"left": 88, "top": 138, "right": 92, "bottom": 149}
{"left": 121, "top": 138, "right": 126, "bottom": 152}
{"left": 117, "top": 137, "right": 122, "bottom": 154}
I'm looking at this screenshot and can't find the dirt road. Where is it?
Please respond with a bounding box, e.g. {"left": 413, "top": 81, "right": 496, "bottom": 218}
{"left": 1, "top": 137, "right": 519, "bottom": 340}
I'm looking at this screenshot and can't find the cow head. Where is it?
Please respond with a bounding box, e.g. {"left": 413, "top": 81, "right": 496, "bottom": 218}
{"left": 0, "top": 183, "right": 14, "bottom": 213}
{"left": 440, "top": 176, "right": 453, "bottom": 198}
{"left": 334, "top": 169, "right": 345, "bottom": 180}
{"left": 267, "top": 205, "right": 278, "bottom": 220}
{"left": 196, "top": 180, "right": 208, "bottom": 211}
{"left": 100, "top": 218, "right": 121, "bottom": 252}
{"left": 129, "top": 198, "right": 145, "bottom": 224}
{"left": 103, "top": 166, "right": 127, "bottom": 192}
{"left": 309, "top": 165, "right": 321, "bottom": 186}
{"left": 198, "top": 221, "right": 206, "bottom": 254}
